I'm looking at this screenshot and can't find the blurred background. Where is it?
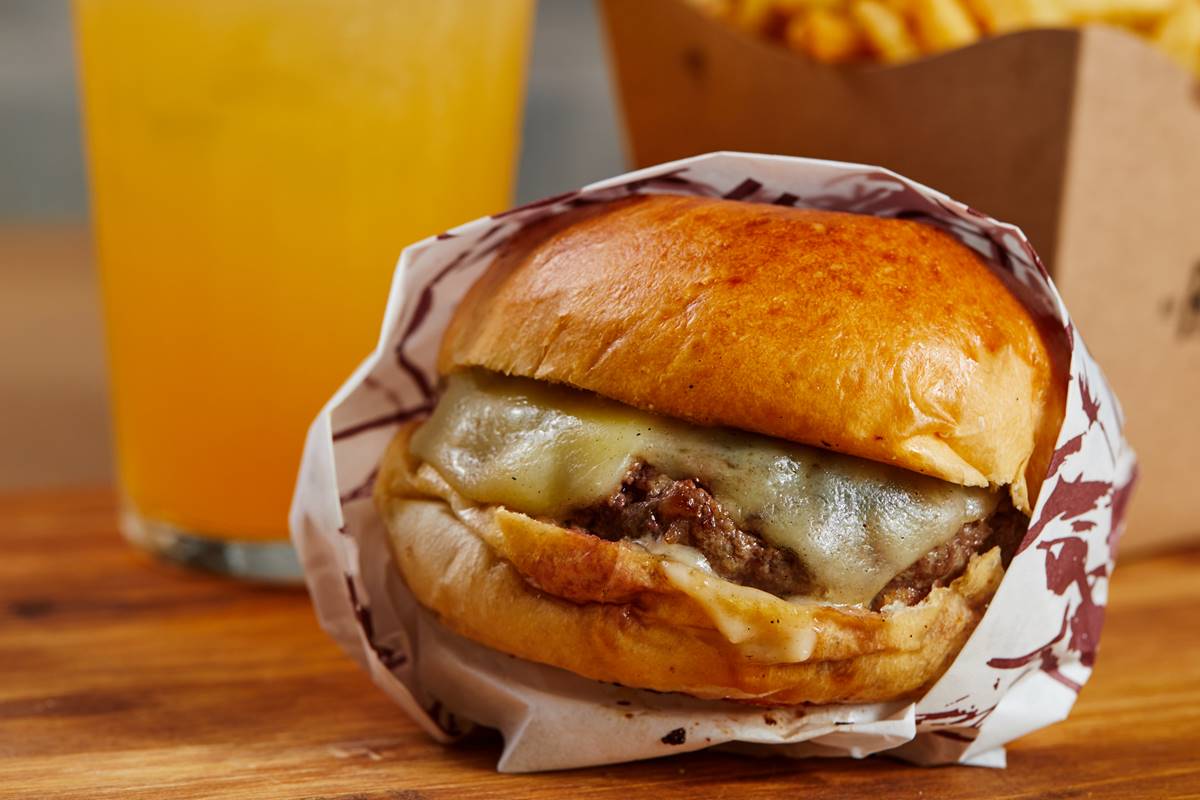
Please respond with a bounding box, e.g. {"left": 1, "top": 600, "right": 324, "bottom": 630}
{"left": 2, "top": 0, "right": 1195, "bottom": 556}
{"left": 0, "top": 0, "right": 623, "bottom": 490}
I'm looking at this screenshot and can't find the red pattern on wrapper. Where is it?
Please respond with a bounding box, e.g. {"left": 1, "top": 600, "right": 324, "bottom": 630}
{"left": 289, "top": 153, "right": 1136, "bottom": 772}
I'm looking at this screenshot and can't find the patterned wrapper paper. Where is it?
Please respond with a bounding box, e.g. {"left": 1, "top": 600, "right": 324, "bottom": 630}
{"left": 290, "top": 152, "right": 1137, "bottom": 772}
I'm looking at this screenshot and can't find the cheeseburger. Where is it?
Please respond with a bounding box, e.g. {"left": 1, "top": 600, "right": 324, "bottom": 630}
{"left": 374, "top": 194, "right": 1063, "bottom": 705}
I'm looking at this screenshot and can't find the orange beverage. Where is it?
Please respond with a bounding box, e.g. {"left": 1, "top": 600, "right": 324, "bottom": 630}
{"left": 76, "top": 0, "right": 534, "bottom": 577}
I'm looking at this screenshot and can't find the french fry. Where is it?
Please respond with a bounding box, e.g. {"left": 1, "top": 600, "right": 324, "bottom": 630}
{"left": 1061, "top": 0, "right": 1173, "bottom": 26}
{"left": 693, "top": 0, "right": 1195, "bottom": 71}
{"left": 786, "top": 7, "right": 867, "bottom": 62}
{"left": 883, "top": 0, "right": 918, "bottom": 16}
{"left": 1154, "top": 0, "right": 1200, "bottom": 74}
{"left": 912, "top": 0, "right": 983, "bottom": 51}
{"left": 966, "top": 0, "right": 1070, "bottom": 31}
{"left": 735, "top": 0, "right": 782, "bottom": 31}
{"left": 771, "top": 0, "right": 852, "bottom": 10}
{"left": 852, "top": 0, "right": 923, "bottom": 60}
{"left": 1017, "top": 0, "right": 1072, "bottom": 27}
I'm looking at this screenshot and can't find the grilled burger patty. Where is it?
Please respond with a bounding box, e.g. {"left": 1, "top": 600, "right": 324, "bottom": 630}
{"left": 567, "top": 462, "right": 1026, "bottom": 609}
{"left": 411, "top": 369, "right": 1026, "bottom": 608}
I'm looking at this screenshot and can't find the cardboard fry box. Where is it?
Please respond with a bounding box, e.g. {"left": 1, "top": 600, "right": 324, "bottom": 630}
{"left": 600, "top": 0, "right": 1200, "bottom": 555}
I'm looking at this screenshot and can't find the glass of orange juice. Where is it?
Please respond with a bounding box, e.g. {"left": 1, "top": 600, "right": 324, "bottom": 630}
{"left": 75, "top": 0, "right": 534, "bottom": 580}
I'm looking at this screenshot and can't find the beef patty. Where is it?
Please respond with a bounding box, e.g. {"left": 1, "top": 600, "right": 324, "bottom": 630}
{"left": 565, "top": 462, "right": 1026, "bottom": 608}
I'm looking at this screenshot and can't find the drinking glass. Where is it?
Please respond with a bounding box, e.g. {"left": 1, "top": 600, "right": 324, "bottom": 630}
{"left": 75, "top": 0, "right": 534, "bottom": 579}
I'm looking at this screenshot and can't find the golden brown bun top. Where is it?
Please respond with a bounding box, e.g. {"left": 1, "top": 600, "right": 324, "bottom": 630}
{"left": 440, "top": 195, "right": 1062, "bottom": 511}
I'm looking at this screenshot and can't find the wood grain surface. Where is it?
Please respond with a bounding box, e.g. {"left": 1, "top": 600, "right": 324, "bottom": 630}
{"left": 1, "top": 489, "right": 1198, "bottom": 799}
{"left": 0, "top": 226, "right": 111, "bottom": 490}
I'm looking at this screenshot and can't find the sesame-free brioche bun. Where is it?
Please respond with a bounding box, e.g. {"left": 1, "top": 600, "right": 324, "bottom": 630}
{"left": 374, "top": 194, "right": 1064, "bottom": 706}
{"left": 440, "top": 194, "right": 1061, "bottom": 511}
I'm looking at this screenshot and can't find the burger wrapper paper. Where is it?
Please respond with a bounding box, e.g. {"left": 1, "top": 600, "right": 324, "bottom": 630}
{"left": 290, "top": 152, "right": 1137, "bottom": 772}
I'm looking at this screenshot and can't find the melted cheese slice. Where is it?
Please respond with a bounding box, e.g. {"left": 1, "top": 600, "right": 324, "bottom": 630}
{"left": 410, "top": 370, "right": 999, "bottom": 605}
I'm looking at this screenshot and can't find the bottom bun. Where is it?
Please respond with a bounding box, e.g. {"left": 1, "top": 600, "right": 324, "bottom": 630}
{"left": 374, "top": 424, "right": 1004, "bottom": 705}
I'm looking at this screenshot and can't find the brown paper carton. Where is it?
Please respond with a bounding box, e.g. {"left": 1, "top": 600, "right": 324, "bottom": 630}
{"left": 600, "top": 0, "right": 1200, "bottom": 555}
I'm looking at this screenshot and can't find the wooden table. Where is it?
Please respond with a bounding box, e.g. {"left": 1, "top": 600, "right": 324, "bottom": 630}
{"left": 2, "top": 490, "right": 1198, "bottom": 799}
{"left": 0, "top": 226, "right": 111, "bottom": 491}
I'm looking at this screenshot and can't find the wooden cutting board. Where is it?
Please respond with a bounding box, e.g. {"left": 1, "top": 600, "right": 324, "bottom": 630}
{"left": 1, "top": 489, "right": 1197, "bottom": 799}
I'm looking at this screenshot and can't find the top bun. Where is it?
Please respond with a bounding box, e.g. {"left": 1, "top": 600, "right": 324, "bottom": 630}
{"left": 440, "top": 195, "right": 1062, "bottom": 512}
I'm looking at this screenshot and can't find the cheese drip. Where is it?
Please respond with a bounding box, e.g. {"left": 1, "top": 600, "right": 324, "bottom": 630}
{"left": 410, "top": 370, "right": 1000, "bottom": 605}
